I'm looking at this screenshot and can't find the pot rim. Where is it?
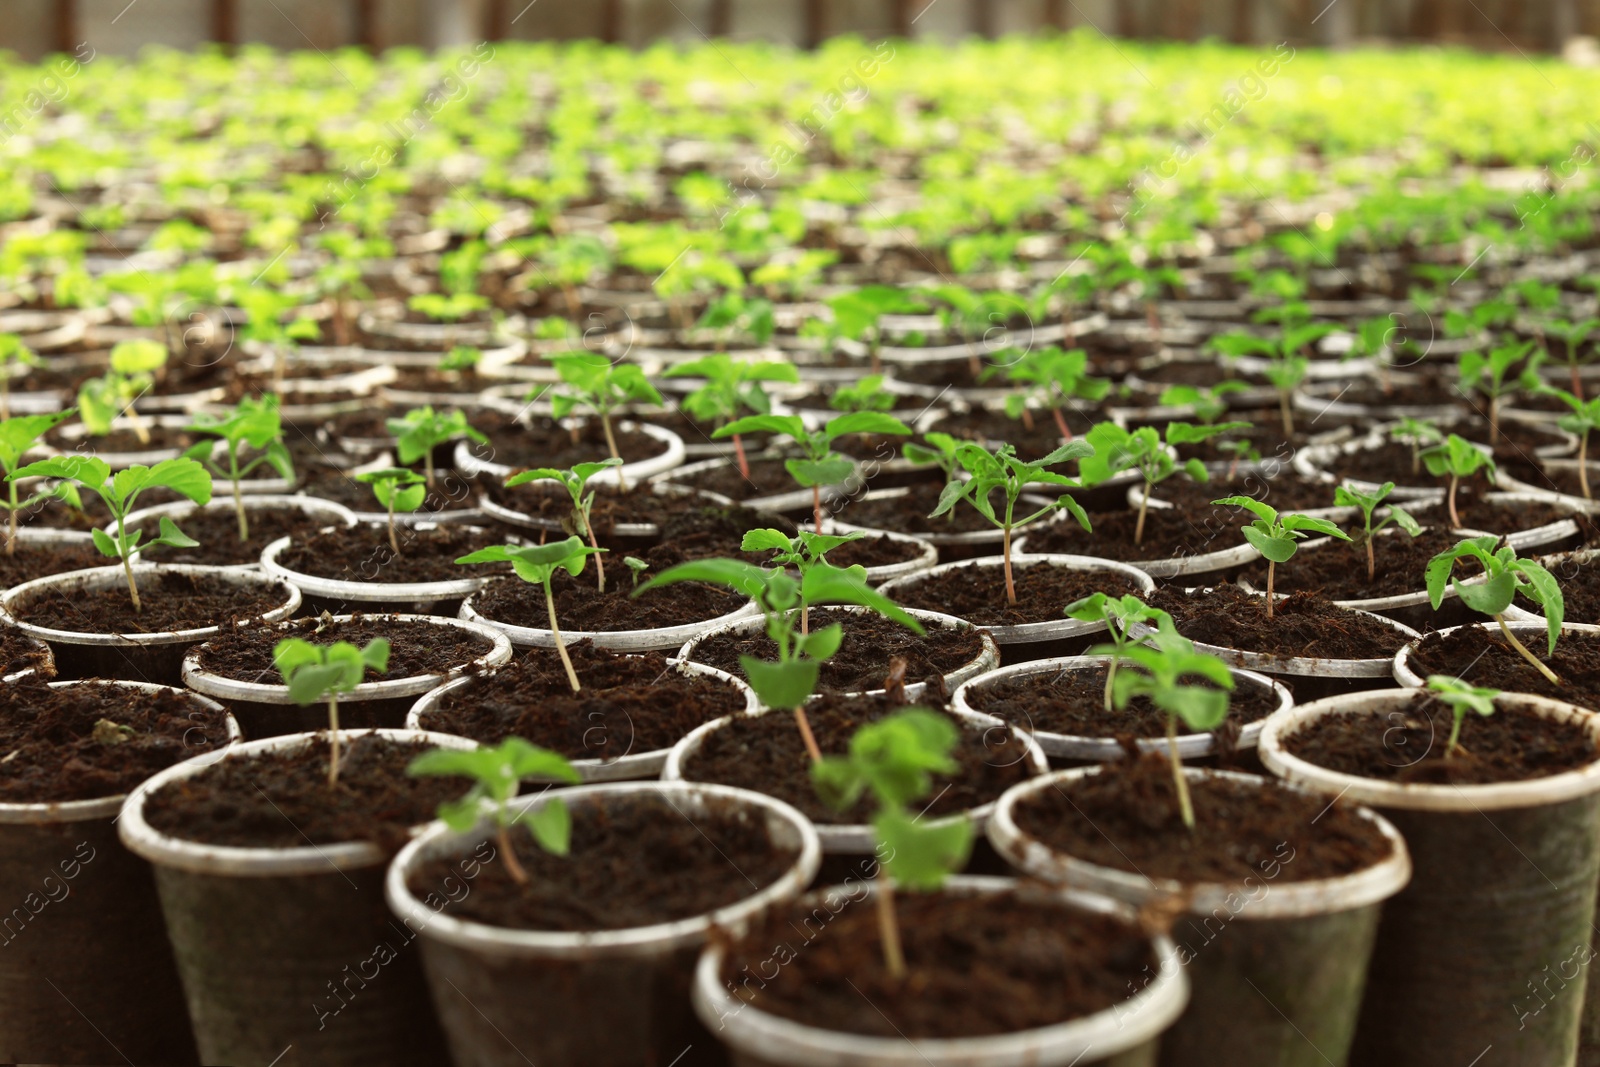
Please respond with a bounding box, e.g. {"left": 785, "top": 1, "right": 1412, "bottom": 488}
{"left": 1391, "top": 619, "right": 1600, "bottom": 688}
{"left": 456, "top": 419, "right": 686, "bottom": 486}
{"left": 460, "top": 582, "right": 761, "bottom": 651}
{"left": 259, "top": 523, "right": 503, "bottom": 599}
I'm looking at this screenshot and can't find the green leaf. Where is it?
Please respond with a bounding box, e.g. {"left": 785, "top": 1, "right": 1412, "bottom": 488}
{"left": 1242, "top": 526, "right": 1298, "bottom": 563}
{"left": 800, "top": 565, "right": 925, "bottom": 634}
{"left": 90, "top": 527, "right": 119, "bottom": 558}
{"left": 147, "top": 515, "right": 198, "bottom": 549}
{"left": 875, "top": 809, "right": 974, "bottom": 891}
{"left": 740, "top": 528, "right": 796, "bottom": 554}
{"left": 635, "top": 557, "right": 770, "bottom": 599}
{"left": 521, "top": 799, "right": 572, "bottom": 856}
{"left": 1211, "top": 495, "right": 1277, "bottom": 524}
{"left": 436, "top": 795, "right": 485, "bottom": 833}
{"left": 13, "top": 454, "right": 111, "bottom": 492}
{"left": 1456, "top": 570, "right": 1516, "bottom": 616}
{"left": 797, "top": 622, "right": 844, "bottom": 662}
{"left": 1515, "top": 561, "right": 1566, "bottom": 653}
{"left": 741, "top": 656, "right": 821, "bottom": 709}
{"left": 785, "top": 456, "right": 855, "bottom": 488}
{"left": 821, "top": 412, "right": 912, "bottom": 443}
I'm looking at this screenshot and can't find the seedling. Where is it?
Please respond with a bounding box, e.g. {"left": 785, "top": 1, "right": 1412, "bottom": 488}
{"left": 387, "top": 407, "right": 489, "bottom": 490}
{"left": 1420, "top": 434, "right": 1496, "bottom": 529}
{"left": 438, "top": 345, "right": 483, "bottom": 375}
{"left": 714, "top": 412, "right": 912, "bottom": 533}
{"left": 1546, "top": 319, "right": 1598, "bottom": 399}
{"left": 355, "top": 467, "right": 426, "bottom": 555}
{"left": 272, "top": 637, "right": 390, "bottom": 785}
{"left": 1211, "top": 318, "right": 1336, "bottom": 436}
{"left": 986, "top": 347, "right": 1110, "bottom": 439}
{"left": 1217, "top": 439, "right": 1262, "bottom": 479}
{"left": 504, "top": 459, "right": 623, "bottom": 592}
{"left": 636, "top": 559, "right": 923, "bottom": 762}
{"left": 237, "top": 287, "right": 320, "bottom": 388}
{"left": 1158, "top": 382, "right": 1249, "bottom": 425}
{"left": 0, "top": 334, "right": 41, "bottom": 421}
{"left": 10, "top": 455, "right": 210, "bottom": 612}
{"left": 1456, "top": 342, "right": 1541, "bottom": 446}
{"left": 695, "top": 291, "right": 776, "bottom": 346}
{"left": 1389, "top": 417, "right": 1443, "bottom": 476}
{"left": 811, "top": 709, "right": 973, "bottom": 980}
{"left": 1068, "top": 592, "right": 1177, "bottom": 711}
{"left": 1537, "top": 386, "right": 1600, "bottom": 499}
{"left": 1425, "top": 536, "right": 1563, "bottom": 684}
{"left": 900, "top": 431, "right": 962, "bottom": 489}
{"left": 1081, "top": 421, "right": 1247, "bottom": 546}
{"left": 1426, "top": 675, "right": 1500, "bottom": 760}
{"left": 932, "top": 441, "right": 1094, "bottom": 605}
{"left": 741, "top": 526, "right": 864, "bottom": 632}
{"left": 661, "top": 355, "right": 799, "bottom": 479}
{"left": 456, "top": 537, "right": 607, "bottom": 693}
{"left": 78, "top": 339, "right": 167, "bottom": 444}
{"left": 0, "top": 410, "right": 76, "bottom": 555}
{"left": 826, "top": 285, "right": 926, "bottom": 375}
{"left": 544, "top": 352, "right": 663, "bottom": 492}
{"left": 183, "top": 395, "right": 296, "bottom": 542}
{"left": 1212, "top": 497, "right": 1349, "bottom": 617}
{"left": 1333, "top": 482, "right": 1422, "bottom": 582}
{"left": 407, "top": 738, "right": 582, "bottom": 884}
{"left": 623, "top": 556, "right": 650, "bottom": 588}
{"left": 828, "top": 375, "right": 897, "bottom": 415}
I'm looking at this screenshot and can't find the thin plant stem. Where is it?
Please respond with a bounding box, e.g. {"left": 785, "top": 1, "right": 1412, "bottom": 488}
{"left": 733, "top": 433, "right": 750, "bottom": 481}
{"left": 1002, "top": 523, "right": 1016, "bottom": 605}
{"left": 231, "top": 448, "right": 249, "bottom": 542}
{"left": 793, "top": 706, "right": 822, "bottom": 762}
{"left": 1365, "top": 536, "right": 1376, "bottom": 583}
{"left": 545, "top": 581, "right": 581, "bottom": 692}
{"left": 1446, "top": 711, "right": 1464, "bottom": 760}
{"left": 1447, "top": 474, "right": 1461, "bottom": 529}
{"left": 1278, "top": 387, "right": 1295, "bottom": 438}
{"left": 1265, "top": 559, "right": 1276, "bottom": 620}
{"left": 498, "top": 822, "right": 530, "bottom": 884}
{"left": 875, "top": 872, "right": 907, "bottom": 980}
{"left": 812, "top": 485, "right": 822, "bottom": 535}
{"left": 1582, "top": 431, "right": 1591, "bottom": 501}
{"left": 387, "top": 497, "right": 401, "bottom": 556}
{"left": 1168, "top": 714, "right": 1195, "bottom": 830}
{"left": 1495, "top": 614, "right": 1561, "bottom": 685}
{"left": 600, "top": 413, "right": 629, "bottom": 492}
{"left": 1052, "top": 405, "right": 1073, "bottom": 442}
{"left": 1103, "top": 651, "right": 1118, "bottom": 712}
{"left": 585, "top": 518, "right": 606, "bottom": 594}
{"left": 1134, "top": 481, "right": 1150, "bottom": 546}
{"left": 6, "top": 481, "right": 17, "bottom": 557}
{"left": 327, "top": 695, "right": 341, "bottom": 785}
{"left": 115, "top": 514, "right": 141, "bottom": 612}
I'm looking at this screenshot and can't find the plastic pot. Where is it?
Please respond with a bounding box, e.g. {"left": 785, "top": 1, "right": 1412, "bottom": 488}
{"left": 829, "top": 486, "right": 1068, "bottom": 563}
{"left": 654, "top": 452, "right": 844, "bottom": 513}
{"left": 1259, "top": 689, "right": 1600, "bottom": 1066}
{"left": 0, "top": 563, "right": 302, "bottom": 685}
{"left": 119, "top": 728, "right": 472, "bottom": 1067}
{"left": 113, "top": 494, "right": 358, "bottom": 570}
{"left": 183, "top": 613, "right": 512, "bottom": 737}
{"left": 384, "top": 781, "right": 821, "bottom": 1067}
{"left": 694, "top": 875, "right": 1188, "bottom": 1067}
{"left": 1391, "top": 620, "right": 1600, "bottom": 690}
{"left": 0, "top": 680, "right": 237, "bottom": 1065}
{"left": 820, "top": 520, "right": 939, "bottom": 585}
{"left": 406, "top": 658, "right": 758, "bottom": 782}
{"left": 456, "top": 419, "right": 686, "bottom": 486}
{"left": 460, "top": 579, "right": 759, "bottom": 653}
{"left": 477, "top": 480, "right": 734, "bottom": 548}
{"left": 260, "top": 522, "right": 504, "bottom": 615}
{"left": 990, "top": 767, "right": 1411, "bottom": 1067}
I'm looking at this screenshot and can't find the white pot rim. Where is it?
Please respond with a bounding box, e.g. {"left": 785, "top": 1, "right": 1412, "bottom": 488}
{"left": 456, "top": 419, "right": 686, "bottom": 486}
{"left": 259, "top": 523, "right": 502, "bottom": 599}
{"left": 1391, "top": 619, "right": 1600, "bottom": 688}
{"left": 461, "top": 582, "right": 760, "bottom": 652}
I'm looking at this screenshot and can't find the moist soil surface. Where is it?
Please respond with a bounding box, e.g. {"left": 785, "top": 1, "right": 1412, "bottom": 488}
{"left": 294, "top": 464, "right": 484, "bottom": 515}
{"left": 655, "top": 505, "right": 796, "bottom": 561}
{"left": 277, "top": 523, "right": 508, "bottom": 584}
{"left": 720, "top": 890, "right": 1156, "bottom": 1039}
{"left": 689, "top": 608, "right": 984, "bottom": 692}
{"left": 664, "top": 456, "right": 809, "bottom": 500}
{"left": 409, "top": 790, "right": 799, "bottom": 932}
{"left": 14, "top": 569, "right": 287, "bottom": 633}
{"left": 967, "top": 662, "right": 1278, "bottom": 738}
{"left": 0, "top": 680, "right": 231, "bottom": 802}
{"left": 142, "top": 734, "right": 465, "bottom": 853}
{"left": 479, "top": 476, "right": 741, "bottom": 536}
{"left": 44, "top": 424, "right": 202, "bottom": 454}
{"left": 1021, "top": 505, "right": 1247, "bottom": 560}
{"left": 471, "top": 547, "right": 748, "bottom": 632}
{"left": 1012, "top": 752, "right": 1392, "bottom": 882}
{"left": 1408, "top": 626, "right": 1600, "bottom": 709}
{"left": 682, "top": 691, "right": 1034, "bottom": 824}
{"left": 1450, "top": 493, "right": 1578, "bottom": 537}
{"left": 481, "top": 414, "right": 668, "bottom": 471}
{"left": 813, "top": 532, "right": 924, "bottom": 571}
{"left": 1318, "top": 441, "right": 1495, "bottom": 491}
{"left": 1238, "top": 527, "right": 1466, "bottom": 601}
{"left": 0, "top": 629, "right": 51, "bottom": 676}
{"left": 1284, "top": 693, "right": 1597, "bottom": 785}
{"left": 131, "top": 504, "right": 340, "bottom": 566}
{"left": 196, "top": 615, "right": 495, "bottom": 683}
{"left": 889, "top": 560, "right": 1142, "bottom": 626}
{"left": 929, "top": 407, "right": 1098, "bottom": 461}
{"left": 1141, "top": 471, "right": 1345, "bottom": 517}
{"left": 414, "top": 642, "right": 747, "bottom": 760}
{"left": 1148, "top": 584, "right": 1410, "bottom": 660}
{"left": 829, "top": 480, "right": 1030, "bottom": 536}
{"left": 0, "top": 539, "right": 110, "bottom": 585}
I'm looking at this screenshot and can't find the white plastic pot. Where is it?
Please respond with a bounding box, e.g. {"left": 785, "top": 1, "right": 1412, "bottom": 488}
{"left": 260, "top": 522, "right": 506, "bottom": 610}
{"left": 112, "top": 494, "right": 358, "bottom": 569}
{"left": 1391, "top": 620, "right": 1600, "bottom": 689}
{"left": 455, "top": 419, "right": 686, "bottom": 486}
{"left": 460, "top": 579, "right": 759, "bottom": 653}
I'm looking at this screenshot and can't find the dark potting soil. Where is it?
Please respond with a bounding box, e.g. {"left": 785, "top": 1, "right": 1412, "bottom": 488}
{"left": 1012, "top": 753, "right": 1391, "bottom": 883}
{"left": 471, "top": 549, "right": 747, "bottom": 632}
{"left": 816, "top": 532, "right": 924, "bottom": 571}
{"left": 1320, "top": 441, "right": 1489, "bottom": 492}
{"left": 0, "top": 539, "right": 109, "bottom": 585}
{"left": 415, "top": 642, "right": 747, "bottom": 760}
{"left": 830, "top": 480, "right": 1020, "bottom": 536}
{"left": 324, "top": 402, "right": 486, "bottom": 442}
{"left": 0, "top": 629, "right": 51, "bottom": 676}
{"left": 683, "top": 691, "right": 1034, "bottom": 824}
{"left": 293, "top": 464, "right": 482, "bottom": 515}
{"left": 720, "top": 890, "right": 1155, "bottom": 1039}
{"left": 665, "top": 456, "right": 810, "bottom": 500}
{"left": 44, "top": 424, "right": 202, "bottom": 454}
{"left": 1408, "top": 626, "right": 1600, "bottom": 709}
{"left": 1021, "top": 505, "right": 1246, "bottom": 560}
{"left": 1238, "top": 527, "right": 1466, "bottom": 601}
{"left": 1147, "top": 584, "right": 1410, "bottom": 660}
{"left": 1284, "top": 692, "right": 1596, "bottom": 785}
{"left": 475, "top": 414, "right": 668, "bottom": 471}
{"left": 889, "top": 560, "right": 1141, "bottom": 627}
{"left": 409, "top": 790, "right": 799, "bottom": 932}
{"left": 660, "top": 504, "right": 796, "bottom": 561}
{"left": 196, "top": 615, "right": 495, "bottom": 683}
{"left": 277, "top": 523, "right": 508, "bottom": 584}
{"left": 1138, "top": 470, "right": 1342, "bottom": 518}
{"left": 130, "top": 504, "right": 337, "bottom": 566}
{"left": 968, "top": 662, "right": 1277, "bottom": 739}
{"left": 690, "top": 608, "right": 984, "bottom": 692}
{"left": 1450, "top": 493, "right": 1576, "bottom": 537}
{"left": 657, "top": 409, "right": 773, "bottom": 453}
{"left": 930, "top": 407, "right": 1098, "bottom": 462}
{"left": 14, "top": 569, "right": 286, "bottom": 633}
{"left": 142, "top": 734, "right": 465, "bottom": 853}
{"left": 479, "top": 476, "right": 740, "bottom": 536}
{"left": 0, "top": 680, "right": 231, "bottom": 802}
{"left": 1524, "top": 557, "right": 1600, "bottom": 623}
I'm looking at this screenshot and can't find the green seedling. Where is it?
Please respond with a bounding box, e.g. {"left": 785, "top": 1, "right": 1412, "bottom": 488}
{"left": 900, "top": 431, "right": 962, "bottom": 490}
{"left": 1212, "top": 497, "right": 1349, "bottom": 618}
{"left": 544, "top": 352, "right": 663, "bottom": 491}
{"left": 1069, "top": 592, "right": 1177, "bottom": 711}
{"left": 1333, "top": 482, "right": 1422, "bottom": 582}
{"left": 829, "top": 374, "right": 898, "bottom": 415}
{"left": 273, "top": 637, "right": 390, "bottom": 785}
{"left": 407, "top": 292, "right": 490, "bottom": 323}
{"left": 237, "top": 287, "right": 320, "bottom": 388}
{"left": 827, "top": 285, "right": 927, "bottom": 375}
{"left": 407, "top": 738, "right": 582, "bottom": 884}
{"left": 387, "top": 407, "right": 489, "bottom": 490}
{"left": 1425, "top": 536, "right": 1563, "bottom": 685}
{"left": 1421, "top": 434, "right": 1496, "bottom": 529}
{"left": 1546, "top": 319, "right": 1598, "bottom": 399}
{"left": 438, "top": 345, "right": 483, "bottom": 375}
{"left": 1456, "top": 342, "right": 1542, "bottom": 446}
{"left": 1538, "top": 386, "right": 1600, "bottom": 499}
{"left": 986, "top": 347, "right": 1111, "bottom": 440}
{"left": 1390, "top": 417, "right": 1443, "bottom": 477}
{"left": 10, "top": 455, "right": 210, "bottom": 612}
{"left": 1158, "top": 382, "right": 1249, "bottom": 425}
{"left": 0, "top": 409, "right": 76, "bottom": 555}
{"left": 79, "top": 339, "right": 168, "bottom": 444}
{"left": 811, "top": 709, "right": 973, "bottom": 980}
{"left": 0, "top": 333, "right": 42, "bottom": 421}
{"left": 355, "top": 467, "right": 427, "bottom": 555}
{"left": 1217, "top": 439, "right": 1262, "bottom": 479}
{"left": 662, "top": 355, "right": 799, "bottom": 480}
{"left": 183, "top": 395, "right": 295, "bottom": 541}
{"left": 504, "top": 459, "right": 623, "bottom": 592}
{"left": 695, "top": 291, "right": 776, "bottom": 346}
{"left": 457, "top": 537, "right": 607, "bottom": 693}
{"left": 1426, "top": 675, "right": 1500, "bottom": 760}
{"left": 623, "top": 556, "right": 650, "bottom": 588}
{"left": 1211, "top": 318, "right": 1336, "bottom": 436}
{"left": 740, "top": 526, "right": 864, "bottom": 632}
{"left": 1082, "top": 421, "right": 1247, "bottom": 546}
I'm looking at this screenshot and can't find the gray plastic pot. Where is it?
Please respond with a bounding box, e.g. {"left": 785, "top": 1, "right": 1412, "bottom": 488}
{"left": 1391, "top": 620, "right": 1600, "bottom": 690}
{"left": 183, "top": 613, "right": 512, "bottom": 737}
{"left": 694, "top": 875, "right": 1188, "bottom": 1067}
{"left": 1259, "top": 690, "right": 1600, "bottom": 1066}
{"left": 460, "top": 579, "right": 759, "bottom": 653}
{"left": 115, "top": 494, "right": 358, "bottom": 570}
{"left": 118, "top": 728, "right": 472, "bottom": 1067}
{"left": 456, "top": 419, "right": 686, "bottom": 486}
{"left": 260, "top": 522, "right": 503, "bottom": 614}
{"left": 0, "top": 563, "right": 302, "bottom": 684}
{"left": 654, "top": 452, "right": 841, "bottom": 513}
{"left": 990, "top": 767, "right": 1411, "bottom": 1067}
{"left": 0, "top": 680, "right": 237, "bottom": 1065}
{"left": 384, "top": 781, "right": 821, "bottom": 1067}
{"left": 828, "top": 485, "right": 1080, "bottom": 563}
{"left": 406, "top": 658, "right": 758, "bottom": 782}
{"left": 952, "top": 655, "right": 1291, "bottom": 761}
{"left": 476, "top": 480, "right": 734, "bottom": 547}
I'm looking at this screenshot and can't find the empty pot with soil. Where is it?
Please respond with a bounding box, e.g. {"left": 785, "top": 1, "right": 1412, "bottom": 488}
{"left": 384, "top": 780, "right": 821, "bottom": 1067}
{"left": 118, "top": 728, "right": 477, "bottom": 1067}
{"left": 1259, "top": 689, "right": 1600, "bottom": 1066}
{"left": 115, "top": 493, "right": 358, "bottom": 569}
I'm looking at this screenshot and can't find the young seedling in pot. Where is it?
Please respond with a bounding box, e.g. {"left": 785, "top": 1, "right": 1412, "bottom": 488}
{"left": 1067, "top": 592, "right": 1177, "bottom": 712}
{"left": 900, "top": 431, "right": 963, "bottom": 502}
{"left": 504, "top": 459, "right": 623, "bottom": 592}
{"left": 1212, "top": 497, "right": 1349, "bottom": 618}
{"left": 10, "top": 455, "right": 211, "bottom": 612}
{"left": 407, "top": 738, "right": 581, "bottom": 885}
{"left": 1158, "top": 382, "right": 1249, "bottom": 426}
{"left": 1425, "top": 536, "right": 1564, "bottom": 685}
{"left": 636, "top": 559, "right": 924, "bottom": 763}
{"left": 714, "top": 412, "right": 912, "bottom": 534}
{"left": 661, "top": 354, "right": 799, "bottom": 479}
{"left": 810, "top": 708, "right": 973, "bottom": 980}
{"left": 1420, "top": 434, "right": 1497, "bottom": 530}
{"left": 355, "top": 467, "right": 426, "bottom": 556}
{"left": 1217, "top": 439, "right": 1262, "bottom": 480}
{"left": 985, "top": 347, "right": 1111, "bottom": 440}
{"left": 0, "top": 333, "right": 42, "bottom": 421}
{"left": 1333, "top": 482, "right": 1422, "bottom": 582}
{"left": 543, "top": 352, "right": 663, "bottom": 492}
{"left": 78, "top": 339, "right": 168, "bottom": 445}
{"left": 273, "top": 636, "right": 390, "bottom": 786}
{"left": 932, "top": 440, "right": 1094, "bottom": 606}
{"left": 387, "top": 406, "right": 489, "bottom": 491}
{"left": 826, "top": 285, "right": 927, "bottom": 375}
{"left": 1211, "top": 318, "right": 1336, "bottom": 437}
{"left": 741, "top": 527, "right": 863, "bottom": 633}
{"left": 1081, "top": 420, "right": 1247, "bottom": 546}
{"left": 828, "top": 374, "right": 898, "bottom": 416}
{"left": 1535, "top": 385, "right": 1600, "bottom": 500}
{"left": 623, "top": 556, "right": 649, "bottom": 588}
{"left": 0, "top": 409, "right": 77, "bottom": 555}
{"left": 1390, "top": 417, "right": 1443, "bottom": 477}
{"left": 1426, "top": 675, "right": 1501, "bottom": 761}
{"left": 1456, "top": 342, "right": 1541, "bottom": 447}
{"left": 438, "top": 345, "right": 483, "bottom": 377}
{"left": 1545, "top": 318, "right": 1598, "bottom": 399}
{"left": 183, "top": 395, "right": 296, "bottom": 542}
{"left": 456, "top": 537, "right": 606, "bottom": 694}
